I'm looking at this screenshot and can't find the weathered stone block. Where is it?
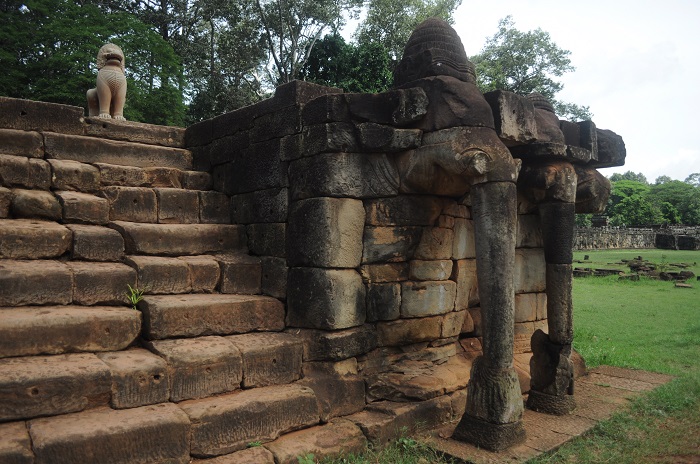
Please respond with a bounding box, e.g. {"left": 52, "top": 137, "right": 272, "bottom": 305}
{"left": 197, "top": 447, "right": 275, "bottom": 464}
{"left": 356, "top": 122, "right": 422, "bottom": 152}
{"left": 359, "top": 263, "right": 409, "bottom": 283}
{"left": 125, "top": 255, "right": 191, "bottom": 294}
{"left": 0, "top": 421, "right": 33, "bottom": 464}
{"left": 0, "top": 186, "right": 11, "bottom": 217}
{"left": 344, "top": 88, "right": 429, "bottom": 125}
{"left": 0, "top": 305, "right": 140, "bottom": 358}
{"left": 144, "top": 167, "right": 182, "bottom": 188}
{"left": 362, "top": 226, "right": 422, "bottom": 263}
{"left": 452, "top": 217, "right": 476, "bottom": 259}
{"left": 467, "top": 307, "right": 482, "bottom": 336}
{"left": 250, "top": 104, "right": 300, "bottom": 143}
{"left": 442, "top": 310, "right": 467, "bottom": 338}
{"left": 296, "top": 325, "right": 378, "bottom": 361}
{"left": 95, "top": 163, "right": 148, "bottom": 186}
{"left": 280, "top": 133, "right": 303, "bottom": 161}
{"left": 592, "top": 128, "right": 626, "bottom": 168}
{"left": 55, "top": 190, "right": 110, "bottom": 224}
{"left": 212, "top": 140, "right": 286, "bottom": 195}
{"left": 461, "top": 310, "right": 475, "bottom": 333}
{"left": 414, "top": 227, "right": 453, "bottom": 260}
{"left": 299, "top": 362, "right": 366, "bottom": 421}
{"left": 287, "top": 268, "right": 366, "bottom": 330}
{"left": 301, "top": 93, "right": 350, "bottom": 126}
{"left": 0, "top": 353, "right": 111, "bottom": 421}
{"left": 515, "top": 248, "right": 546, "bottom": 293}
{"left": 148, "top": 336, "right": 242, "bottom": 401}
{"left": 139, "top": 294, "right": 285, "bottom": 340}
{"left": 0, "top": 98, "right": 83, "bottom": 134}
{"left": 376, "top": 316, "right": 442, "bottom": 346}
{"left": 515, "top": 292, "right": 546, "bottom": 323}
{"left": 366, "top": 283, "right": 401, "bottom": 322}
{"left": 29, "top": 403, "right": 191, "bottom": 464}
{"left": 67, "top": 224, "right": 124, "bottom": 261}
{"left": 287, "top": 197, "right": 364, "bottom": 267}
{"left": 0, "top": 128, "right": 43, "bottom": 157}
{"left": 182, "top": 170, "right": 213, "bottom": 190}
{"left": 409, "top": 259, "right": 453, "bottom": 280}
{"left": 266, "top": 419, "right": 367, "bottom": 464}
{"left": 97, "top": 348, "right": 169, "bottom": 408}
{"left": 301, "top": 123, "right": 358, "bottom": 157}
{"left": 0, "top": 259, "right": 72, "bottom": 306}
{"left": 178, "top": 255, "right": 220, "bottom": 293}
{"left": 517, "top": 214, "right": 543, "bottom": 248}
{"left": 179, "top": 384, "right": 319, "bottom": 457}
{"left": 200, "top": 190, "right": 230, "bottom": 223}
{"left": 102, "top": 186, "right": 157, "bottom": 222}
{"left": 483, "top": 90, "right": 538, "bottom": 146}
{"left": 48, "top": 159, "right": 100, "bottom": 192}
{"left": 400, "top": 280, "right": 456, "bottom": 317}
{"left": 84, "top": 117, "right": 185, "bottom": 148}
{"left": 514, "top": 321, "right": 536, "bottom": 354}
{"left": 247, "top": 223, "right": 286, "bottom": 257}
{"left": 261, "top": 256, "right": 287, "bottom": 298}
{"left": 227, "top": 332, "right": 302, "bottom": 388}
{"left": 218, "top": 253, "right": 262, "bottom": 294}
{"left": 230, "top": 188, "right": 288, "bottom": 224}
{"left": 289, "top": 152, "right": 399, "bottom": 200}
{"left": 0, "top": 219, "right": 71, "bottom": 259}
{"left": 11, "top": 189, "right": 61, "bottom": 220}
{"left": 155, "top": 187, "right": 199, "bottom": 224}
{"left": 68, "top": 261, "right": 135, "bottom": 305}
{"left": 364, "top": 195, "right": 444, "bottom": 226}
{"left": 0, "top": 154, "right": 51, "bottom": 189}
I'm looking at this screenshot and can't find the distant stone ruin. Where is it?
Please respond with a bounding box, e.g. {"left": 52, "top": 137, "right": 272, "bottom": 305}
{"left": 0, "top": 18, "right": 625, "bottom": 462}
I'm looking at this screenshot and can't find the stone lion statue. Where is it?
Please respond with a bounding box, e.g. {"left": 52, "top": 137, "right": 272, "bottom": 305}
{"left": 86, "top": 43, "right": 127, "bottom": 120}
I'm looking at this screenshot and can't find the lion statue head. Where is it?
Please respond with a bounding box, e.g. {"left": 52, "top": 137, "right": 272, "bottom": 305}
{"left": 96, "top": 43, "right": 125, "bottom": 72}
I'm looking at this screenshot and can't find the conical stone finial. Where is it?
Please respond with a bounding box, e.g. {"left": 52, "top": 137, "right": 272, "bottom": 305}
{"left": 526, "top": 92, "right": 556, "bottom": 114}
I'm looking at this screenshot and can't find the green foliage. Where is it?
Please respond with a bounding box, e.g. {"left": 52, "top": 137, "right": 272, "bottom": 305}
{"left": 649, "top": 180, "right": 700, "bottom": 225}
{"left": 471, "top": 16, "right": 591, "bottom": 121}
{"left": 575, "top": 213, "right": 593, "bottom": 228}
{"left": 126, "top": 283, "right": 146, "bottom": 310}
{"left": 610, "top": 171, "right": 649, "bottom": 184}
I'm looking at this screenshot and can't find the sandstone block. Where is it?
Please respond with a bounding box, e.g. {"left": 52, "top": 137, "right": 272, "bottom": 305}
{"left": 182, "top": 170, "right": 213, "bottom": 190}
{"left": 0, "top": 306, "right": 140, "bottom": 358}
{"left": 460, "top": 336, "right": 482, "bottom": 353}
{"left": 0, "top": 186, "right": 11, "bottom": 217}
{"left": 359, "top": 263, "right": 409, "bottom": 283}
{"left": 125, "top": 255, "right": 191, "bottom": 294}
{"left": 148, "top": 336, "right": 242, "bottom": 401}
{"left": 356, "top": 122, "right": 422, "bottom": 152}
{"left": 280, "top": 133, "right": 303, "bottom": 161}
{"left": 287, "top": 197, "right": 364, "bottom": 268}
{"left": 0, "top": 127, "right": 43, "bottom": 157}
{"left": 442, "top": 310, "right": 467, "bottom": 338}
{"left": 139, "top": 294, "right": 285, "bottom": 339}
{"left": 194, "top": 447, "right": 275, "bottom": 464}
{"left": 362, "top": 226, "right": 422, "bottom": 263}
{"left": 266, "top": 419, "right": 367, "bottom": 464}
{"left": 483, "top": 90, "right": 538, "bottom": 145}
{"left": 414, "top": 227, "right": 453, "bottom": 260}
{"left": 110, "top": 221, "right": 246, "bottom": 255}
{"left": 83, "top": 117, "right": 185, "bottom": 147}
{"left": 144, "top": 167, "right": 182, "bottom": 188}
{"left": 0, "top": 154, "right": 51, "bottom": 189}
{"left": 366, "top": 283, "right": 401, "bottom": 322}
{"left": 230, "top": 188, "right": 288, "bottom": 224}
{"left": 97, "top": 348, "right": 169, "bottom": 408}
{"left": 261, "top": 256, "right": 287, "bottom": 298}
{"left": 29, "top": 403, "right": 191, "bottom": 464}
{"left": 0, "top": 353, "right": 111, "bottom": 421}
{"left": 593, "top": 128, "right": 626, "bottom": 168}
{"left": 218, "top": 253, "right": 262, "bottom": 294}
{"left": 48, "top": 159, "right": 100, "bottom": 192}
{"left": 55, "top": 190, "right": 110, "bottom": 224}
{"left": 289, "top": 152, "right": 398, "bottom": 200}
{"left": 515, "top": 292, "right": 547, "bottom": 323}
{"left": 200, "top": 190, "right": 231, "bottom": 224}
{"left": 68, "top": 261, "right": 135, "bottom": 305}
{"left": 287, "top": 268, "right": 365, "bottom": 330}
{"left": 0, "top": 98, "right": 83, "bottom": 134}
{"left": 461, "top": 310, "right": 475, "bottom": 334}
{"left": 400, "top": 280, "right": 456, "bottom": 318}
{"left": 0, "top": 219, "right": 71, "bottom": 259}
{"left": 296, "top": 325, "right": 378, "bottom": 361}
{"left": 517, "top": 214, "right": 543, "bottom": 248}
{"left": 452, "top": 259, "right": 479, "bottom": 310}
{"left": 44, "top": 132, "right": 192, "bottom": 169}
{"left": 514, "top": 321, "right": 536, "bottom": 354}
{"left": 515, "top": 248, "right": 546, "bottom": 293}
{"left": 11, "top": 189, "right": 61, "bottom": 220}
{"left": 227, "top": 332, "right": 302, "bottom": 388}
{"left": 409, "top": 259, "right": 453, "bottom": 280}
{"left": 156, "top": 188, "right": 199, "bottom": 223}
{"left": 452, "top": 217, "right": 476, "bottom": 259}
{"left": 376, "top": 316, "right": 442, "bottom": 346}
{"left": 67, "top": 224, "right": 124, "bottom": 261}
{"left": 364, "top": 195, "right": 444, "bottom": 226}
{"left": 178, "top": 255, "right": 221, "bottom": 293}
{"left": 0, "top": 259, "right": 72, "bottom": 306}
{"left": 179, "top": 384, "right": 319, "bottom": 457}
{"left": 467, "top": 307, "right": 482, "bottom": 336}
{"left": 298, "top": 363, "right": 365, "bottom": 421}
{"left": 211, "top": 142, "right": 286, "bottom": 195}
{"left": 345, "top": 87, "right": 428, "bottom": 125}
{"left": 301, "top": 122, "right": 357, "bottom": 157}
{"left": 0, "top": 421, "right": 33, "bottom": 464}
{"left": 95, "top": 163, "right": 148, "bottom": 186}
{"left": 301, "top": 94, "right": 350, "bottom": 126}
{"left": 102, "top": 186, "right": 157, "bottom": 222}
{"left": 247, "top": 223, "right": 286, "bottom": 257}
{"left": 250, "top": 104, "right": 300, "bottom": 143}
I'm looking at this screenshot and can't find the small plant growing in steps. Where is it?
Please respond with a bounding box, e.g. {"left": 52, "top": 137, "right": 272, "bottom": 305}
{"left": 126, "top": 283, "right": 146, "bottom": 310}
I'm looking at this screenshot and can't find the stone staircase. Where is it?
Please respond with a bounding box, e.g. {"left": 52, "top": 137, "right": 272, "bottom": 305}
{"left": 0, "top": 103, "right": 340, "bottom": 463}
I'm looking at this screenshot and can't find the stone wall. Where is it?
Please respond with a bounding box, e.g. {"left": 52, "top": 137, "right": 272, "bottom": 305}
{"left": 575, "top": 226, "right": 700, "bottom": 250}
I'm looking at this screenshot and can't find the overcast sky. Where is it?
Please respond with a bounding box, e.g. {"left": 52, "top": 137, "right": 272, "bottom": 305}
{"left": 451, "top": 0, "right": 700, "bottom": 183}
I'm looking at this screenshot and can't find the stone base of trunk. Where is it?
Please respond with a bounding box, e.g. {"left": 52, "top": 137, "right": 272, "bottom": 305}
{"left": 451, "top": 414, "right": 525, "bottom": 451}
{"left": 526, "top": 389, "right": 576, "bottom": 415}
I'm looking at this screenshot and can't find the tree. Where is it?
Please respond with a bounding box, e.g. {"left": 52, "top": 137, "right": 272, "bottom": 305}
{"left": 609, "top": 171, "right": 649, "bottom": 184}
{"left": 654, "top": 175, "right": 673, "bottom": 185}
{"left": 685, "top": 173, "right": 700, "bottom": 187}
{"left": 471, "top": 16, "right": 591, "bottom": 121}
{"left": 649, "top": 180, "right": 700, "bottom": 225}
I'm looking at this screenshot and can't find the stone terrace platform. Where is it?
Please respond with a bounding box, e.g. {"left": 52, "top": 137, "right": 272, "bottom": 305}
{"left": 428, "top": 365, "right": 674, "bottom": 463}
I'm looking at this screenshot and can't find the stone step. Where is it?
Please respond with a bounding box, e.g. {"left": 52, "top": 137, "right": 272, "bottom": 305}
{"left": 28, "top": 403, "right": 191, "bottom": 464}
{"left": 0, "top": 219, "right": 71, "bottom": 259}
{"left": 96, "top": 162, "right": 213, "bottom": 190}
{"left": 227, "top": 332, "right": 303, "bottom": 388}
{"left": 83, "top": 117, "right": 186, "bottom": 148}
{"left": 44, "top": 132, "right": 192, "bottom": 170}
{"left": 0, "top": 305, "right": 140, "bottom": 358}
{"left": 139, "top": 294, "right": 285, "bottom": 340}
{"left": 179, "top": 384, "right": 319, "bottom": 458}
{"left": 110, "top": 221, "right": 245, "bottom": 256}
{"left": 0, "top": 259, "right": 135, "bottom": 307}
